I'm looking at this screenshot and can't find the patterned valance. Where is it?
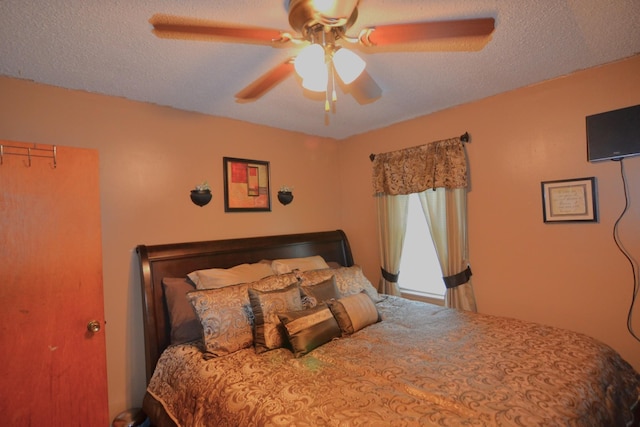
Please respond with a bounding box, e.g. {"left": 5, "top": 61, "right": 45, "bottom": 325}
{"left": 372, "top": 137, "right": 468, "bottom": 195}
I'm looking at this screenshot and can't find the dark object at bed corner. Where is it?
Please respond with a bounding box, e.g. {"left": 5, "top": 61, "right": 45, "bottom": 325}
{"left": 141, "top": 393, "right": 177, "bottom": 427}
{"left": 136, "top": 229, "right": 353, "bottom": 384}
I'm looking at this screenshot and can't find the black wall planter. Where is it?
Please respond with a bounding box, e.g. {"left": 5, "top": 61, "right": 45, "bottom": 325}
{"left": 277, "top": 191, "right": 293, "bottom": 205}
{"left": 190, "top": 190, "right": 212, "bottom": 207}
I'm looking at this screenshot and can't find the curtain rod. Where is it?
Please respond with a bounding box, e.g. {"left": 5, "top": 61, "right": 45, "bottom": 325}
{"left": 369, "top": 132, "right": 469, "bottom": 162}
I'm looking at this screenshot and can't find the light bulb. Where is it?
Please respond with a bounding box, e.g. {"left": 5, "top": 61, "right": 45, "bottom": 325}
{"left": 294, "top": 44, "right": 325, "bottom": 81}
{"left": 312, "top": 0, "right": 359, "bottom": 25}
{"left": 301, "top": 64, "right": 329, "bottom": 92}
{"left": 333, "top": 48, "right": 365, "bottom": 84}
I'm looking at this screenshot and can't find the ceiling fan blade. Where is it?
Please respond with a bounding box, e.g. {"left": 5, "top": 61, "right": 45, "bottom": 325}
{"left": 360, "top": 17, "right": 495, "bottom": 50}
{"left": 235, "top": 59, "right": 295, "bottom": 101}
{"left": 150, "top": 14, "right": 290, "bottom": 46}
{"left": 345, "top": 70, "right": 382, "bottom": 105}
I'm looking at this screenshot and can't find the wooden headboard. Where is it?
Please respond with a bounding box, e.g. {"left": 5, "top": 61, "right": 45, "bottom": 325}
{"left": 136, "top": 230, "right": 354, "bottom": 383}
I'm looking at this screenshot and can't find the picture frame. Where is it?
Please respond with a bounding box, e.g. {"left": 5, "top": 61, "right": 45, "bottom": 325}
{"left": 541, "top": 177, "right": 598, "bottom": 223}
{"left": 223, "top": 157, "right": 271, "bottom": 212}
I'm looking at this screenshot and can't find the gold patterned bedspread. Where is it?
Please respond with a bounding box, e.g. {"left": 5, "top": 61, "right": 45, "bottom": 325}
{"left": 148, "top": 296, "right": 640, "bottom": 426}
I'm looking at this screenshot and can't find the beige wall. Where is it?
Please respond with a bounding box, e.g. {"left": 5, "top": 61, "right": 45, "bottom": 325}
{"left": 339, "top": 54, "right": 640, "bottom": 372}
{"left": 1, "top": 54, "right": 639, "bottom": 420}
{"left": 0, "top": 78, "right": 342, "bottom": 419}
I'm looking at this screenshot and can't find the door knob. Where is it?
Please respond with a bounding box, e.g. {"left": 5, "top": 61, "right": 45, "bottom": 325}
{"left": 87, "top": 320, "right": 101, "bottom": 333}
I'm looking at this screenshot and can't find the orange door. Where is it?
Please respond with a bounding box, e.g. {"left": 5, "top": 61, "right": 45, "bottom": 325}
{"left": 0, "top": 142, "right": 109, "bottom": 426}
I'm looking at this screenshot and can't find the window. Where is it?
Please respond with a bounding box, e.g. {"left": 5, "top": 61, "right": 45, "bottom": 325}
{"left": 399, "top": 193, "right": 445, "bottom": 300}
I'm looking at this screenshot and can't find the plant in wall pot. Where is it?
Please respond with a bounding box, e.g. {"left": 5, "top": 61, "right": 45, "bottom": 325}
{"left": 190, "top": 181, "right": 212, "bottom": 207}
{"left": 277, "top": 185, "right": 294, "bottom": 206}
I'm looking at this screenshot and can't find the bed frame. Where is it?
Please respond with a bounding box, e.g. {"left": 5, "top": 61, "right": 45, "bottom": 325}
{"left": 136, "top": 230, "right": 354, "bottom": 383}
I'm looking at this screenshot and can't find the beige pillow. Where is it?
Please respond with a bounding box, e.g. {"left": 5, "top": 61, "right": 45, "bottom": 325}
{"left": 328, "top": 292, "right": 380, "bottom": 335}
{"left": 187, "top": 283, "right": 254, "bottom": 359}
{"left": 271, "top": 255, "right": 330, "bottom": 274}
{"left": 188, "top": 262, "right": 275, "bottom": 289}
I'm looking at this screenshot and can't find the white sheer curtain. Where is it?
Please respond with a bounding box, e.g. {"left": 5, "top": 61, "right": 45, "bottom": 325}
{"left": 375, "top": 194, "right": 408, "bottom": 296}
{"left": 371, "top": 136, "right": 477, "bottom": 311}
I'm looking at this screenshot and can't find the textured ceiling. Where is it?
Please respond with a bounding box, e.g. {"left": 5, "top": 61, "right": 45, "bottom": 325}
{"left": 1, "top": 1, "right": 639, "bottom": 140}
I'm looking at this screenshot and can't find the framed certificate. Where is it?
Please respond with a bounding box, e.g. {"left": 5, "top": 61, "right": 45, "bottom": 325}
{"left": 541, "top": 177, "right": 597, "bottom": 223}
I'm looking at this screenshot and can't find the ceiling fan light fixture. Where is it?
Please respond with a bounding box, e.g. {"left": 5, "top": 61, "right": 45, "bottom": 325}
{"left": 333, "top": 47, "right": 365, "bottom": 84}
{"left": 148, "top": 6, "right": 495, "bottom": 106}
{"left": 294, "top": 43, "right": 325, "bottom": 80}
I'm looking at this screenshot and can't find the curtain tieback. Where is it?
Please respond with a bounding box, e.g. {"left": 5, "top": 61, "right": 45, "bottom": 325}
{"left": 442, "top": 266, "right": 472, "bottom": 289}
{"left": 380, "top": 267, "right": 399, "bottom": 283}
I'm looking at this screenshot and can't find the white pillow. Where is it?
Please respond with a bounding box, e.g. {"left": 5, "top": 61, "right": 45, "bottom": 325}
{"left": 271, "top": 255, "right": 330, "bottom": 274}
{"left": 188, "top": 262, "right": 275, "bottom": 290}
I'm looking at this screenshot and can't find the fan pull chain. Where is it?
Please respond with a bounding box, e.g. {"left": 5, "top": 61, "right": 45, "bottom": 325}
{"left": 324, "top": 62, "right": 331, "bottom": 112}
{"left": 324, "top": 73, "right": 330, "bottom": 112}
{"left": 321, "top": 31, "right": 330, "bottom": 113}
{"left": 331, "top": 65, "right": 337, "bottom": 104}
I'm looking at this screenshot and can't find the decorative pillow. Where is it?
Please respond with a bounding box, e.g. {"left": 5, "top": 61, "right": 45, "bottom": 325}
{"left": 162, "top": 277, "right": 201, "bottom": 345}
{"left": 188, "top": 262, "right": 275, "bottom": 289}
{"left": 271, "top": 255, "right": 330, "bottom": 274}
{"left": 278, "top": 304, "right": 341, "bottom": 357}
{"left": 300, "top": 275, "right": 340, "bottom": 308}
{"left": 249, "top": 272, "right": 299, "bottom": 292}
{"left": 297, "top": 265, "right": 382, "bottom": 302}
{"left": 327, "top": 292, "right": 381, "bottom": 335}
{"left": 187, "top": 283, "right": 254, "bottom": 360}
{"left": 248, "top": 283, "right": 303, "bottom": 354}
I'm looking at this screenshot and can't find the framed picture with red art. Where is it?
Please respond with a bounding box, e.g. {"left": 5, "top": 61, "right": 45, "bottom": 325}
{"left": 223, "top": 157, "right": 271, "bottom": 212}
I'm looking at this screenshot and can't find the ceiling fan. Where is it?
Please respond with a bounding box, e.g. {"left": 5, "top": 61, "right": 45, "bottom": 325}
{"left": 149, "top": 0, "right": 495, "bottom": 110}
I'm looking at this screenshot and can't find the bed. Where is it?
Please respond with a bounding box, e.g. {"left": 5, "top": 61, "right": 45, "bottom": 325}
{"left": 137, "top": 230, "right": 640, "bottom": 427}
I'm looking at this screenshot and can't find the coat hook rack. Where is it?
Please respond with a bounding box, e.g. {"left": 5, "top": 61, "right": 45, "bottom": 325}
{"left": 0, "top": 144, "right": 57, "bottom": 168}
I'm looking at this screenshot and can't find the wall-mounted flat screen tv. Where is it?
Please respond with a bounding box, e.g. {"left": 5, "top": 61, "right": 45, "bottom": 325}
{"left": 586, "top": 104, "right": 640, "bottom": 162}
